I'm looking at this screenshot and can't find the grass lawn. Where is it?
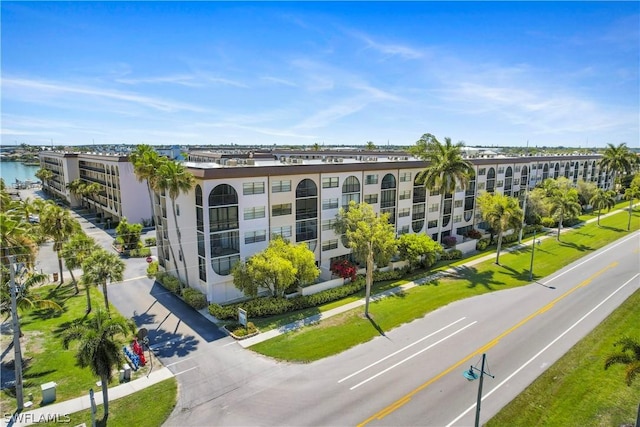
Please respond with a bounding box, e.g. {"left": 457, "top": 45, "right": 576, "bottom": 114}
{"left": 1, "top": 282, "right": 175, "bottom": 424}
{"left": 487, "top": 289, "right": 640, "bottom": 427}
{"left": 250, "top": 209, "right": 639, "bottom": 362}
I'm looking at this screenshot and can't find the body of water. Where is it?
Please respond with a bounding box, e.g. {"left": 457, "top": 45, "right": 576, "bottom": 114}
{"left": 0, "top": 161, "right": 40, "bottom": 186}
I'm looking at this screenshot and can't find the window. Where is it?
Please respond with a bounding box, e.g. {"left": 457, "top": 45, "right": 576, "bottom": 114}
{"left": 243, "top": 182, "right": 265, "bottom": 195}
{"left": 365, "top": 174, "right": 378, "bottom": 185}
{"left": 271, "top": 226, "right": 292, "bottom": 239}
{"left": 399, "top": 172, "right": 411, "bottom": 182}
{"left": 211, "top": 255, "right": 239, "bottom": 276}
{"left": 455, "top": 200, "right": 463, "bottom": 208}
{"left": 398, "top": 225, "right": 410, "bottom": 235}
{"left": 244, "top": 206, "right": 265, "bottom": 220}
{"left": 514, "top": 178, "right": 520, "bottom": 185}
{"left": 515, "top": 166, "right": 521, "bottom": 172}
{"left": 429, "top": 203, "right": 439, "bottom": 213}
{"left": 296, "top": 198, "right": 317, "bottom": 220}
{"left": 399, "top": 208, "right": 410, "bottom": 217}
{"left": 364, "top": 194, "right": 378, "bottom": 204}
{"left": 322, "top": 177, "right": 339, "bottom": 188}
{"left": 322, "top": 239, "right": 338, "bottom": 251}
{"left": 272, "top": 180, "right": 291, "bottom": 193}
{"left": 478, "top": 168, "right": 486, "bottom": 176}
{"left": 412, "top": 204, "right": 425, "bottom": 220}
{"left": 245, "top": 230, "right": 266, "bottom": 244}
{"left": 478, "top": 182, "right": 486, "bottom": 190}
{"left": 272, "top": 203, "right": 292, "bottom": 216}
{"left": 399, "top": 190, "right": 411, "bottom": 200}
{"left": 497, "top": 167, "right": 505, "bottom": 174}
{"left": 342, "top": 176, "right": 360, "bottom": 193}
{"left": 497, "top": 180, "right": 503, "bottom": 187}
{"left": 454, "top": 214, "right": 463, "bottom": 224}
{"left": 427, "top": 220, "right": 438, "bottom": 228}
{"left": 322, "top": 198, "right": 339, "bottom": 210}
{"left": 210, "top": 206, "right": 238, "bottom": 232}
{"left": 322, "top": 219, "right": 337, "bottom": 231}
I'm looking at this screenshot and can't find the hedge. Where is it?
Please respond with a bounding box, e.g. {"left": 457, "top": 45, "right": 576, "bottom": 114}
{"left": 182, "top": 288, "right": 208, "bottom": 309}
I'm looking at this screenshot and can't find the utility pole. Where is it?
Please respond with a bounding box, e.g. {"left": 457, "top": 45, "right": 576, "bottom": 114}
{"left": 9, "top": 256, "right": 24, "bottom": 411}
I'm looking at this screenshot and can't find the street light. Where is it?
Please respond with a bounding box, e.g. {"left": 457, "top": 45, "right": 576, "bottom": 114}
{"left": 463, "top": 353, "right": 495, "bottom": 427}
{"left": 529, "top": 230, "right": 542, "bottom": 281}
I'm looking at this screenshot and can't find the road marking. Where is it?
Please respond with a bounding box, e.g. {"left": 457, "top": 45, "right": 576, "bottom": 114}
{"left": 166, "top": 357, "right": 194, "bottom": 367}
{"left": 174, "top": 366, "right": 198, "bottom": 376}
{"left": 357, "top": 258, "right": 624, "bottom": 426}
{"left": 338, "top": 317, "right": 467, "bottom": 384}
{"left": 117, "top": 275, "right": 149, "bottom": 283}
{"left": 446, "top": 272, "right": 639, "bottom": 427}
{"left": 350, "top": 321, "right": 477, "bottom": 390}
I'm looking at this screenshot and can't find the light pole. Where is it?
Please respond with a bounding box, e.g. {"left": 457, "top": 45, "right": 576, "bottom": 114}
{"left": 463, "top": 353, "right": 495, "bottom": 427}
{"left": 529, "top": 230, "right": 542, "bottom": 281}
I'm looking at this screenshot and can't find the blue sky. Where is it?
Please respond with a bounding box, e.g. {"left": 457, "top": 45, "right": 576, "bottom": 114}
{"left": 2, "top": 2, "right": 638, "bottom": 148}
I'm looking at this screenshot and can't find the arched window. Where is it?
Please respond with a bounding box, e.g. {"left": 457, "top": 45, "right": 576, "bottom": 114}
{"left": 573, "top": 162, "right": 579, "bottom": 184}
{"left": 553, "top": 163, "right": 560, "bottom": 179}
{"left": 296, "top": 179, "right": 318, "bottom": 246}
{"left": 195, "top": 185, "right": 205, "bottom": 281}
{"left": 521, "top": 166, "right": 528, "bottom": 190}
{"left": 486, "top": 168, "right": 496, "bottom": 193}
{"left": 381, "top": 174, "right": 396, "bottom": 224}
{"left": 463, "top": 171, "right": 476, "bottom": 222}
{"left": 412, "top": 175, "right": 426, "bottom": 233}
{"left": 504, "top": 167, "right": 513, "bottom": 196}
{"left": 542, "top": 164, "right": 549, "bottom": 180}
{"left": 564, "top": 162, "right": 570, "bottom": 178}
{"left": 209, "top": 185, "right": 239, "bottom": 275}
{"left": 342, "top": 176, "right": 361, "bottom": 207}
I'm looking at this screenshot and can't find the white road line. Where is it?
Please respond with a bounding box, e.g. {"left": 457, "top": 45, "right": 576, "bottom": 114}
{"left": 350, "top": 321, "right": 477, "bottom": 391}
{"left": 446, "top": 273, "right": 640, "bottom": 427}
{"left": 174, "top": 366, "right": 198, "bottom": 376}
{"left": 166, "top": 357, "right": 194, "bottom": 367}
{"left": 338, "top": 317, "right": 467, "bottom": 384}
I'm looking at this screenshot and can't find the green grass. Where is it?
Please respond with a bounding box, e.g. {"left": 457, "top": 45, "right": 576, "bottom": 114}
{"left": 487, "top": 290, "right": 640, "bottom": 427}
{"left": 1, "top": 282, "right": 173, "bottom": 424}
{"left": 37, "top": 378, "right": 177, "bottom": 427}
{"left": 251, "top": 209, "right": 640, "bottom": 362}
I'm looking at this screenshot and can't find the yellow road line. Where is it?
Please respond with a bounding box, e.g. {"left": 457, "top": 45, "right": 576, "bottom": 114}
{"left": 357, "top": 262, "right": 617, "bottom": 426}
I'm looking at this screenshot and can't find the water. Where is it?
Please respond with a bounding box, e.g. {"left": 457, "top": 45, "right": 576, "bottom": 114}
{"left": 0, "top": 161, "right": 40, "bottom": 186}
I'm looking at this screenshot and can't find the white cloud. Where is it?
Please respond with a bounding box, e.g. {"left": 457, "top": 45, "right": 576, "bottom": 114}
{"left": 349, "top": 31, "right": 423, "bottom": 59}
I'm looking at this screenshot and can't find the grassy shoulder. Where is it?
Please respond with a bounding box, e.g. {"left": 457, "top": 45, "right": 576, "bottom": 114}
{"left": 487, "top": 290, "right": 640, "bottom": 427}
{"left": 1, "top": 283, "right": 175, "bottom": 425}
{"left": 250, "top": 208, "right": 639, "bottom": 362}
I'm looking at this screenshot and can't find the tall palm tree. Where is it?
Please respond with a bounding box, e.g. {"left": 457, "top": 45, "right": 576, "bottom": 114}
{"left": 600, "top": 143, "right": 636, "bottom": 192}
{"left": 61, "top": 232, "right": 99, "bottom": 297}
{"left": 549, "top": 189, "right": 582, "bottom": 241}
{"left": 81, "top": 249, "right": 125, "bottom": 316}
{"left": 39, "top": 203, "right": 80, "bottom": 284}
{"left": 66, "top": 178, "right": 86, "bottom": 208}
{"left": 0, "top": 212, "right": 38, "bottom": 269}
{"left": 34, "top": 168, "right": 53, "bottom": 191}
{"left": 410, "top": 133, "right": 474, "bottom": 243}
{"left": 477, "top": 192, "right": 524, "bottom": 265}
{"left": 62, "top": 309, "right": 135, "bottom": 421}
{"left": 0, "top": 267, "right": 60, "bottom": 319}
{"left": 129, "top": 145, "right": 162, "bottom": 226}
{"left": 589, "top": 189, "right": 616, "bottom": 226}
{"left": 604, "top": 337, "right": 640, "bottom": 386}
{"left": 154, "top": 160, "right": 195, "bottom": 288}
{"left": 623, "top": 180, "right": 640, "bottom": 231}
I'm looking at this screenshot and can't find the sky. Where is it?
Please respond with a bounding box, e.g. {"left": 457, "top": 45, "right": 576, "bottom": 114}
{"left": 1, "top": 2, "right": 639, "bottom": 148}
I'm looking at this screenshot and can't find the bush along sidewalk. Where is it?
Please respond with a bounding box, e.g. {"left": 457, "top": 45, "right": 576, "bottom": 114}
{"left": 153, "top": 271, "right": 208, "bottom": 310}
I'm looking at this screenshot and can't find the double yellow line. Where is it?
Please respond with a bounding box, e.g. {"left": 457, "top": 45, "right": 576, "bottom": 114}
{"left": 358, "top": 262, "right": 618, "bottom": 426}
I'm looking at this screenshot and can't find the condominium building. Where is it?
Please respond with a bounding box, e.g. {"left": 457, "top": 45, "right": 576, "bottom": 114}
{"left": 38, "top": 151, "right": 152, "bottom": 224}
{"left": 155, "top": 151, "right": 611, "bottom": 305}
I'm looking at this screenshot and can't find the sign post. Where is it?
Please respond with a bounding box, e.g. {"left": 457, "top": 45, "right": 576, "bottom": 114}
{"left": 238, "top": 308, "right": 247, "bottom": 328}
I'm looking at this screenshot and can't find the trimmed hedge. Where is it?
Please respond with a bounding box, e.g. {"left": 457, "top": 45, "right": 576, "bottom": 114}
{"left": 156, "top": 271, "right": 181, "bottom": 294}
{"left": 183, "top": 288, "right": 208, "bottom": 309}
{"left": 144, "top": 237, "right": 157, "bottom": 247}
{"left": 440, "top": 249, "right": 462, "bottom": 260}
{"left": 130, "top": 247, "right": 152, "bottom": 257}
{"left": 476, "top": 238, "right": 489, "bottom": 251}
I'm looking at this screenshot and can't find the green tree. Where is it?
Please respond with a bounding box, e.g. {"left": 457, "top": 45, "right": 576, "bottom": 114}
{"left": 62, "top": 309, "right": 135, "bottom": 421}
{"left": 589, "top": 188, "right": 616, "bottom": 226}
{"left": 37, "top": 202, "right": 80, "bottom": 284}
{"left": 66, "top": 179, "right": 85, "bottom": 207}
{"left": 34, "top": 167, "right": 53, "bottom": 189}
{"left": 154, "top": 160, "right": 195, "bottom": 288}
{"left": 600, "top": 143, "right": 637, "bottom": 192}
{"left": 0, "top": 267, "right": 60, "bottom": 319}
{"left": 129, "top": 145, "right": 162, "bottom": 225}
{"left": 81, "top": 249, "right": 125, "bottom": 316}
{"left": 549, "top": 189, "right": 582, "bottom": 241}
{"left": 623, "top": 173, "right": 640, "bottom": 231}
{"left": 0, "top": 212, "right": 38, "bottom": 268}
{"left": 365, "top": 141, "right": 376, "bottom": 151}
{"left": 397, "top": 233, "right": 442, "bottom": 271}
{"left": 335, "top": 201, "right": 397, "bottom": 316}
{"left": 604, "top": 337, "right": 640, "bottom": 386}
{"left": 61, "top": 233, "right": 99, "bottom": 302}
{"left": 576, "top": 180, "right": 598, "bottom": 207}
{"left": 115, "top": 218, "right": 143, "bottom": 252}
{"left": 409, "top": 134, "right": 474, "bottom": 243}
{"left": 232, "top": 238, "right": 318, "bottom": 297}
{"left": 477, "top": 192, "right": 524, "bottom": 265}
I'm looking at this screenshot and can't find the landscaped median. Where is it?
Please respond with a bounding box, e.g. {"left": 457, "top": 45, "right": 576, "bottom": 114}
{"left": 249, "top": 208, "right": 639, "bottom": 362}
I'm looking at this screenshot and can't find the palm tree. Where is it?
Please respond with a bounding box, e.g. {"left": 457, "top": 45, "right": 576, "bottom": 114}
{"left": 623, "top": 182, "right": 640, "bottom": 231}
{"left": 81, "top": 249, "right": 125, "bottom": 316}
{"left": 61, "top": 233, "right": 99, "bottom": 296}
{"left": 129, "top": 145, "right": 162, "bottom": 226}
{"left": 39, "top": 203, "right": 80, "bottom": 284}
{"left": 66, "top": 179, "right": 85, "bottom": 208}
{"left": 153, "top": 160, "right": 195, "bottom": 288}
{"left": 477, "top": 192, "right": 524, "bottom": 265}
{"left": 589, "top": 189, "right": 616, "bottom": 226}
{"left": 600, "top": 143, "right": 636, "bottom": 192}
{"left": 34, "top": 167, "right": 53, "bottom": 190}
{"left": 410, "top": 133, "right": 474, "bottom": 243}
{"left": 62, "top": 309, "right": 135, "bottom": 421}
{"left": 0, "top": 267, "right": 61, "bottom": 320}
{"left": 604, "top": 337, "right": 640, "bottom": 386}
{"left": 548, "top": 189, "right": 582, "bottom": 241}
{"left": 0, "top": 212, "right": 38, "bottom": 268}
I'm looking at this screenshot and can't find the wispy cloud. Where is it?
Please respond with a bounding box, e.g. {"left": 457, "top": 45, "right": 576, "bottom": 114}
{"left": 349, "top": 31, "right": 423, "bottom": 59}
{"left": 116, "top": 74, "right": 202, "bottom": 87}
{"left": 261, "top": 76, "right": 298, "bottom": 87}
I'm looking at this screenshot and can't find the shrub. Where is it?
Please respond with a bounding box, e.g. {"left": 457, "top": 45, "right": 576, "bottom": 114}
{"left": 541, "top": 217, "right": 557, "bottom": 228}
{"left": 502, "top": 233, "right": 519, "bottom": 244}
{"left": 465, "top": 229, "right": 482, "bottom": 239}
{"left": 476, "top": 238, "right": 489, "bottom": 251}
{"left": 146, "top": 261, "right": 159, "bottom": 278}
{"left": 158, "top": 273, "right": 181, "bottom": 294}
{"left": 442, "top": 235, "right": 457, "bottom": 248}
{"left": 144, "top": 237, "right": 157, "bottom": 247}
{"left": 330, "top": 259, "right": 358, "bottom": 281}
{"left": 372, "top": 268, "right": 407, "bottom": 282}
{"left": 523, "top": 224, "right": 544, "bottom": 236}
{"left": 562, "top": 217, "right": 582, "bottom": 227}
{"left": 182, "top": 288, "right": 208, "bottom": 309}
{"left": 225, "top": 321, "right": 258, "bottom": 338}
{"left": 130, "top": 247, "right": 152, "bottom": 258}
{"left": 441, "top": 249, "right": 463, "bottom": 260}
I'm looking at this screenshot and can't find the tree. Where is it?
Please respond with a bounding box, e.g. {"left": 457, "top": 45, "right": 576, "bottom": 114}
{"left": 129, "top": 145, "right": 162, "bottom": 225}
{"left": 576, "top": 180, "right": 598, "bottom": 207}
{"left": 623, "top": 173, "right": 640, "bottom": 231}
{"left": 66, "top": 179, "right": 85, "bottom": 207}
{"left": 232, "top": 238, "right": 319, "bottom": 297}
{"left": 39, "top": 202, "right": 80, "bottom": 284}
{"left": 34, "top": 167, "right": 53, "bottom": 189}
{"left": 81, "top": 249, "right": 125, "bottom": 316}
{"left": 0, "top": 267, "right": 60, "bottom": 319}
{"left": 549, "top": 189, "right": 582, "bottom": 241}
{"left": 397, "top": 233, "right": 443, "bottom": 271}
{"left": 62, "top": 309, "right": 135, "bottom": 421}
{"left": 115, "top": 218, "right": 142, "bottom": 252}
{"left": 335, "top": 201, "right": 397, "bottom": 316}
{"left": 409, "top": 134, "right": 474, "bottom": 243}
{"left": 61, "top": 233, "right": 99, "bottom": 303}
{"left": 365, "top": 141, "right": 376, "bottom": 151}
{"left": 589, "top": 189, "right": 616, "bottom": 226}
{"left": 604, "top": 337, "right": 640, "bottom": 386}
{"left": 0, "top": 212, "right": 38, "bottom": 268}
{"left": 153, "top": 160, "right": 195, "bottom": 288}
{"left": 600, "top": 143, "right": 637, "bottom": 192}
{"left": 477, "top": 192, "right": 523, "bottom": 265}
